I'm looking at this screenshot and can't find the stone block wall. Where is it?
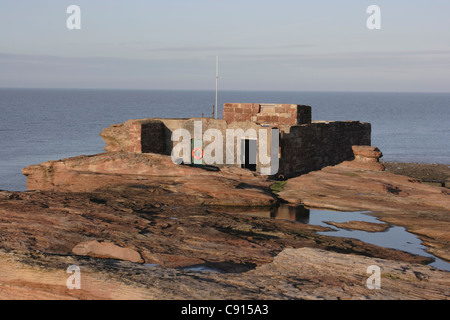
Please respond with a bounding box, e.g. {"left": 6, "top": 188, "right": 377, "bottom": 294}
{"left": 223, "top": 103, "right": 259, "bottom": 123}
{"left": 223, "top": 103, "right": 311, "bottom": 126}
{"left": 278, "top": 121, "right": 371, "bottom": 177}
{"left": 141, "top": 121, "right": 166, "bottom": 154}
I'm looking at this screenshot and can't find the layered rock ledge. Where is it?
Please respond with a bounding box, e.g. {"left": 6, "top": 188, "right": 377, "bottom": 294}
{"left": 22, "top": 152, "right": 276, "bottom": 207}
{"left": 1, "top": 247, "right": 449, "bottom": 300}
{"left": 0, "top": 148, "right": 447, "bottom": 299}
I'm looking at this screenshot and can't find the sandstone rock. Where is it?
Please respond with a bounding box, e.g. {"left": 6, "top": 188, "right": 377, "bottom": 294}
{"left": 252, "top": 248, "right": 450, "bottom": 300}
{"left": 72, "top": 240, "right": 143, "bottom": 263}
{"left": 341, "top": 160, "right": 385, "bottom": 171}
{"left": 0, "top": 191, "right": 13, "bottom": 200}
{"left": 99, "top": 120, "right": 140, "bottom": 153}
{"left": 21, "top": 152, "right": 276, "bottom": 207}
{"left": 324, "top": 220, "right": 390, "bottom": 232}
{"left": 0, "top": 185, "right": 435, "bottom": 275}
{"left": 352, "top": 145, "right": 383, "bottom": 159}
{"left": 1, "top": 247, "right": 449, "bottom": 300}
{"left": 3, "top": 135, "right": 448, "bottom": 300}
{"left": 341, "top": 145, "right": 385, "bottom": 171}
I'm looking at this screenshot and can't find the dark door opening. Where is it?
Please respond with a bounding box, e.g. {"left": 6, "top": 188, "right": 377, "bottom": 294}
{"left": 241, "top": 139, "right": 257, "bottom": 171}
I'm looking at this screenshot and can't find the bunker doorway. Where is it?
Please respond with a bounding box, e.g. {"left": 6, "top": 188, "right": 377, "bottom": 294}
{"left": 241, "top": 139, "right": 257, "bottom": 172}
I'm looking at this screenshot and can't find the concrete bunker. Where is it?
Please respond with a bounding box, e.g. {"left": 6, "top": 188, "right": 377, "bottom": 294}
{"left": 100, "top": 103, "right": 371, "bottom": 178}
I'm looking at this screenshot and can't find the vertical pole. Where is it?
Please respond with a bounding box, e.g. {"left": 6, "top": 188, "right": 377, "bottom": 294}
{"left": 215, "top": 56, "right": 218, "bottom": 119}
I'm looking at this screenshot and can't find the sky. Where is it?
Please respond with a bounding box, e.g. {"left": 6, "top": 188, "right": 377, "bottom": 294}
{"left": 1, "top": 0, "right": 450, "bottom": 92}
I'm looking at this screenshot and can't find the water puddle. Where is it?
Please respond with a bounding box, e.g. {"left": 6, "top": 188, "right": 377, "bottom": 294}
{"left": 144, "top": 263, "right": 223, "bottom": 273}
{"left": 144, "top": 262, "right": 252, "bottom": 273}
{"left": 230, "top": 204, "right": 450, "bottom": 272}
{"left": 180, "top": 264, "right": 223, "bottom": 273}
{"left": 143, "top": 263, "right": 222, "bottom": 273}
{"left": 143, "top": 263, "right": 159, "bottom": 268}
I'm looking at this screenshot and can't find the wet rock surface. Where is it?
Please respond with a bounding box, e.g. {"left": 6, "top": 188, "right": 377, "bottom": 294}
{"left": 278, "top": 162, "right": 450, "bottom": 263}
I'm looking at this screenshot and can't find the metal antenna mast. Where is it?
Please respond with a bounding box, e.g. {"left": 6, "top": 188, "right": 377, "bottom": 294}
{"left": 215, "top": 56, "right": 219, "bottom": 119}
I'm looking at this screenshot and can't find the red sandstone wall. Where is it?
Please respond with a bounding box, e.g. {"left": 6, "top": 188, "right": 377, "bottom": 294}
{"left": 223, "top": 103, "right": 311, "bottom": 126}
{"left": 223, "top": 103, "right": 259, "bottom": 123}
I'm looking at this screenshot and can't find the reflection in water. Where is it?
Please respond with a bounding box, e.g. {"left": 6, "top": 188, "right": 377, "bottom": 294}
{"left": 270, "top": 204, "right": 310, "bottom": 224}
{"left": 231, "top": 204, "right": 311, "bottom": 223}
{"left": 181, "top": 265, "right": 222, "bottom": 273}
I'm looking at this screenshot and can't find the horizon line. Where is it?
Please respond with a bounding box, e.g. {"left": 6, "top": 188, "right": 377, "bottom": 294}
{"left": 1, "top": 86, "right": 450, "bottom": 95}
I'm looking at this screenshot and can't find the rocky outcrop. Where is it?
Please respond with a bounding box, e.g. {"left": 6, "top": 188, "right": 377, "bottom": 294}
{"left": 22, "top": 152, "right": 276, "bottom": 207}
{"left": 5, "top": 130, "right": 449, "bottom": 300}
{"left": 252, "top": 247, "right": 450, "bottom": 300}
{"left": 1, "top": 186, "right": 435, "bottom": 272}
{"left": 341, "top": 145, "right": 385, "bottom": 171}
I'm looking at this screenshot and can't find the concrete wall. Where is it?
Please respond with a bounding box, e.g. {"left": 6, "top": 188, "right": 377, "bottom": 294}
{"left": 157, "top": 118, "right": 275, "bottom": 173}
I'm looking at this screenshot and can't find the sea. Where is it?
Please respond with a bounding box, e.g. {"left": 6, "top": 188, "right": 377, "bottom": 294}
{"left": 0, "top": 88, "right": 449, "bottom": 191}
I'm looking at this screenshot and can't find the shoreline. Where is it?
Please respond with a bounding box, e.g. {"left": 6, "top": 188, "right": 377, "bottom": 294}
{"left": 382, "top": 161, "right": 450, "bottom": 188}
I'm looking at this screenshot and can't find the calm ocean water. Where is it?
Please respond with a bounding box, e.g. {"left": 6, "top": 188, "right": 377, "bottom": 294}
{"left": 0, "top": 88, "right": 449, "bottom": 191}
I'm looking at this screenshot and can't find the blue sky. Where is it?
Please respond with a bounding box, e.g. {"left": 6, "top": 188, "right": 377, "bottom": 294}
{"left": 1, "top": 0, "right": 450, "bottom": 92}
